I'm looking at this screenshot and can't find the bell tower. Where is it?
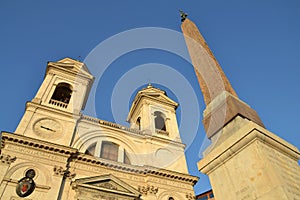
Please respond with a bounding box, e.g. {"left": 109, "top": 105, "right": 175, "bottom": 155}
{"left": 15, "top": 58, "right": 94, "bottom": 146}
{"left": 127, "top": 84, "right": 181, "bottom": 142}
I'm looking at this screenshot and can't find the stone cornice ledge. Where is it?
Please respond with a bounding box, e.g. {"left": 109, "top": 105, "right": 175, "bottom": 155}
{"left": 1, "top": 132, "right": 198, "bottom": 185}
{"left": 198, "top": 122, "right": 300, "bottom": 174}
{"left": 76, "top": 154, "right": 198, "bottom": 185}
{"left": 1, "top": 132, "right": 77, "bottom": 156}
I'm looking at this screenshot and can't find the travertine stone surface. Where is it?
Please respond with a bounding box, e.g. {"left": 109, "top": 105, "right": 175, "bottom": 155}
{"left": 0, "top": 58, "right": 197, "bottom": 199}
{"left": 0, "top": 132, "right": 197, "bottom": 200}
{"left": 198, "top": 120, "right": 300, "bottom": 200}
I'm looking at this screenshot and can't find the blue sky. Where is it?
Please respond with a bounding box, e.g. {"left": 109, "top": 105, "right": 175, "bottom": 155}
{"left": 1, "top": 0, "right": 300, "bottom": 195}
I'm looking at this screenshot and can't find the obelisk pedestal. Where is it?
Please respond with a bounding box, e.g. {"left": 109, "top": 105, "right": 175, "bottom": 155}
{"left": 198, "top": 118, "right": 300, "bottom": 199}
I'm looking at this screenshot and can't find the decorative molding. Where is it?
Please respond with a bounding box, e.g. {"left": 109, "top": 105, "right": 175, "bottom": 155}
{"left": 101, "top": 183, "right": 118, "bottom": 190}
{"left": 1, "top": 133, "right": 197, "bottom": 184}
{"left": 81, "top": 115, "right": 144, "bottom": 135}
{"left": 65, "top": 171, "right": 76, "bottom": 179}
{"left": 156, "top": 129, "right": 169, "bottom": 136}
{"left": 1, "top": 132, "right": 77, "bottom": 156}
{"left": 0, "top": 154, "right": 16, "bottom": 165}
{"left": 138, "top": 185, "right": 158, "bottom": 195}
{"left": 53, "top": 166, "right": 76, "bottom": 179}
{"left": 53, "top": 166, "right": 65, "bottom": 176}
{"left": 3, "top": 178, "right": 51, "bottom": 190}
{"left": 198, "top": 124, "right": 300, "bottom": 174}
{"left": 10, "top": 196, "right": 32, "bottom": 200}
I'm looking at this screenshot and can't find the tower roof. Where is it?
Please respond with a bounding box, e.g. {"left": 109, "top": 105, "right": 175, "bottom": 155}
{"left": 127, "top": 85, "right": 178, "bottom": 122}
{"left": 46, "top": 57, "right": 94, "bottom": 80}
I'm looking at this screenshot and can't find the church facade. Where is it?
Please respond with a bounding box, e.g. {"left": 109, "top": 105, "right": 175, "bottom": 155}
{"left": 0, "top": 57, "right": 198, "bottom": 199}
{"left": 2, "top": 14, "right": 300, "bottom": 200}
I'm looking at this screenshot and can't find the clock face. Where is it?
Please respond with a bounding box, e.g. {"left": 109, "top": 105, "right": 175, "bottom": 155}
{"left": 33, "top": 118, "right": 63, "bottom": 139}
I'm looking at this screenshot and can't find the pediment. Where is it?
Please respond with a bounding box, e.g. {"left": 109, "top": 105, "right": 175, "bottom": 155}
{"left": 142, "top": 93, "right": 178, "bottom": 106}
{"left": 73, "top": 174, "right": 140, "bottom": 197}
{"left": 47, "top": 57, "right": 93, "bottom": 79}
{"left": 127, "top": 85, "right": 178, "bottom": 121}
{"left": 135, "top": 86, "right": 178, "bottom": 107}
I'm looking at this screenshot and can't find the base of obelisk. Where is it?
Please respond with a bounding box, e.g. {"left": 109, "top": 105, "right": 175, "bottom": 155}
{"left": 198, "top": 118, "right": 300, "bottom": 199}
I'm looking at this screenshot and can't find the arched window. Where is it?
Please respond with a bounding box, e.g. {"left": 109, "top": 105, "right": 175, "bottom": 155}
{"left": 85, "top": 143, "right": 96, "bottom": 156}
{"left": 84, "top": 140, "right": 132, "bottom": 164}
{"left": 100, "top": 141, "right": 119, "bottom": 162}
{"left": 168, "top": 197, "right": 174, "bottom": 200}
{"left": 50, "top": 83, "right": 72, "bottom": 107}
{"left": 154, "top": 111, "right": 166, "bottom": 131}
{"left": 136, "top": 117, "right": 141, "bottom": 130}
{"left": 124, "top": 150, "right": 131, "bottom": 165}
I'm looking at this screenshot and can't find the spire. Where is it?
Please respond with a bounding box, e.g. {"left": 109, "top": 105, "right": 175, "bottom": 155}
{"left": 181, "top": 17, "right": 264, "bottom": 138}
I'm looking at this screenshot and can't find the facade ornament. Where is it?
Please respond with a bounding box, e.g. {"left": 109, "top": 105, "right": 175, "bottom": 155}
{"left": 179, "top": 10, "right": 188, "bottom": 22}
{"left": 138, "top": 185, "right": 158, "bottom": 195}
{"left": 186, "top": 193, "right": 196, "bottom": 200}
{"left": 0, "top": 154, "right": 16, "bottom": 165}
{"left": 53, "top": 166, "right": 65, "bottom": 176}
{"left": 148, "top": 185, "right": 158, "bottom": 194}
{"left": 64, "top": 170, "right": 76, "bottom": 180}
{"left": 102, "top": 183, "right": 117, "bottom": 190}
{"left": 16, "top": 169, "right": 36, "bottom": 197}
{"left": 53, "top": 166, "right": 76, "bottom": 179}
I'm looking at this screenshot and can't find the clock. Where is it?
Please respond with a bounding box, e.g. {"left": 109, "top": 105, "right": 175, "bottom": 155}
{"left": 33, "top": 118, "right": 63, "bottom": 139}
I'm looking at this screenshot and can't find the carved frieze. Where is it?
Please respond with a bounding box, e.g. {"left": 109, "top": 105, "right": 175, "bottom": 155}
{"left": 5, "top": 145, "right": 66, "bottom": 162}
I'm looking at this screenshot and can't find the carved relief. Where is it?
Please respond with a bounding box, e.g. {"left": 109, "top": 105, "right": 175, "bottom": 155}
{"left": 102, "top": 183, "right": 117, "bottom": 190}
{"left": 53, "top": 166, "right": 65, "bottom": 176}
{"left": 53, "top": 166, "right": 75, "bottom": 179}
{"left": 0, "top": 154, "right": 16, "bottom": 165}
{"left": 16, "top": 169, "right": 36, "bottom": 197}
{"left": 138, "top": 185, "right": 158, "bottom": 195}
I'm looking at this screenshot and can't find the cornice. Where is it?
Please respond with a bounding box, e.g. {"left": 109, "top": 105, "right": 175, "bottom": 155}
{"left": 46, "top": 62, "right": 94, "bottom": 81}
{"left": 26, "top": 101, "right": 81, "bottom": 119}
{"left": 80, "top": 115, "right": 185, "bottom": 148}
{"left": 127, "top": 96, "right": 177, "bottom": 121}
{"left": 1, "top": 132, "right": 77, "bottom": 156}
{"left": 75, "top": 154, "right": 198, "bottom": 185}
{"left": 198, "top": 122, "right": 300, "bottom": 174}
{"left": 1, "top": 132, "right": 197, "bottom": 185}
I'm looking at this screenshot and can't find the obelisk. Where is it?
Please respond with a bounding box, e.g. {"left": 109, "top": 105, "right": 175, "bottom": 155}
{"left": 181, "top": 13, "right": 300, "bottom": 199}
{"left": 180, "top": 13, "right": 264, "bottom": 140}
